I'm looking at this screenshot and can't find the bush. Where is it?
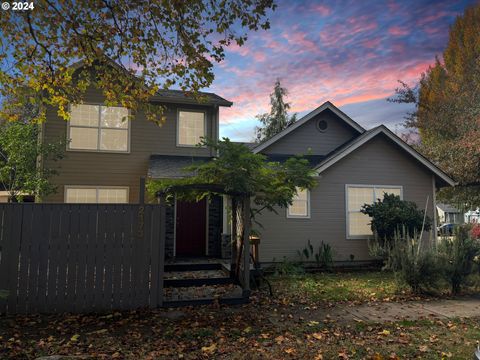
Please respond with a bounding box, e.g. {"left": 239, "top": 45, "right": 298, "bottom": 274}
{"left": 387, "top": 230, "right": 441, "bottom": 294}
{"left": 297, "top": 240, "right": 333, "bottom": 269}
{"left": 361, "top": 193, "right": 431, "bottom": 247}
{"left": 272, "top": 257, "right": 305, "bottom": 276}
{"left": 438, "top": 225, "right": 480, "bottom": 294}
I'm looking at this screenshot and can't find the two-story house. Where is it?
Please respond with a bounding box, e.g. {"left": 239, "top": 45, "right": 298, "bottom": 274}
{"left": 42, "top": 65, "right": 455, "bottom": 265}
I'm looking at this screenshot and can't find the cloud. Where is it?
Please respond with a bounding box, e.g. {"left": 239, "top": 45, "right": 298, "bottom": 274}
{"left": 207, "top": 0, "right": 476, "bottom": 138}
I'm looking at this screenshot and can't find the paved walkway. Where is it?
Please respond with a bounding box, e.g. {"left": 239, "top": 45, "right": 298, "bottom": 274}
{"left": 266, "top": 297, "right": 480, "bottom": 326}
{"left": 323, "top": 297, "right": 480, "bottom": 324}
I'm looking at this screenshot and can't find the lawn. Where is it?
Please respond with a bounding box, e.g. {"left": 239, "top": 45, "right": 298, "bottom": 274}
{"left": 269, "top": 271, "right": 407, "bottom": 305}
{"left": 1, "top": 271, "right": 479, "bottom": 359}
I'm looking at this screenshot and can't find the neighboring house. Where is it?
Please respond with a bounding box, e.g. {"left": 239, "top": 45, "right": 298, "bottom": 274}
{"left": 42, "top": 64, "right": 455, "bottom": 264}
{"left": 436, "top": 203, "right": 463, "bottom": 224}
{"left": 465, "top": 208, "right": 480, "bottom": 223}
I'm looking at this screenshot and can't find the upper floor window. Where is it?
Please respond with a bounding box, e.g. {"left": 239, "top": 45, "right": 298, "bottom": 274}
{"left": 346, "top": 185, "right": 402, "bottom": 238}
{"left": 177, "top": 110, "right": 206, "bottom": 146}
{"left": 68, "top": 104, "right": 129, "bottom": 152}
{"left": 287, "top": 188, "right": 310, "bottom": 218}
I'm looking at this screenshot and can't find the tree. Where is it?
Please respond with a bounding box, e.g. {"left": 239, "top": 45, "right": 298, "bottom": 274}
{"left": 389, "top": 4, "right": 480, "bottom": 208}
{"left": 361, "top": 193, "right": 431, "bottom": 244}
{"left": 254, "top": 79, "right": 297, "bottom": 142}
{"left": 0, "top": 1, "right": 275, "bottom": 124}
{"left": 147, "top": 138, "right": 316, "bottom": 225}
{"left": 0, "top": 121, "right": 65, "bottom": 202}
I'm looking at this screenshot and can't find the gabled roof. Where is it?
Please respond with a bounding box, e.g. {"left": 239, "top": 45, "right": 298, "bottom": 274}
{"left": 314, "top": 125, "right": 456, "bottom": 187}
{"left": 252, "top": 101, "right": 365, "bottom": 153}
{"left": 70, "top": 59, "right": 232, "bottom": 107}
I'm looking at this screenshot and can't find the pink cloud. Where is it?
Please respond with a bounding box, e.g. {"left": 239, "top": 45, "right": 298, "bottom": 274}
{"left": 388, "top": 26, "right": 409, "bottom": 36}
{"left": 311, "top": 4, "right": 331, "bottom": 17}
{"left": 282, "top": 30, "right": 320, "bottom": 54}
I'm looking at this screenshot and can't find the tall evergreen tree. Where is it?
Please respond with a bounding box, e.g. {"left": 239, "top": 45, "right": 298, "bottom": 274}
{"left": 254, "top": 79, "right": 297, "bottom": 142}
{"left": 390, "top": 4, "right": 480, "bottom": 209}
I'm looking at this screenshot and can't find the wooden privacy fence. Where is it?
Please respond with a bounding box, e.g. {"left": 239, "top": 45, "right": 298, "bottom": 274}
{"left": 0, "top": 203, "right": 166, "bottom": 314}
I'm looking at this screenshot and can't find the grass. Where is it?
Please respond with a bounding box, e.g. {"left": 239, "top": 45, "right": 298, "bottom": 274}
{"left": 269, "top": 271, "right": 406, "bottom": 304}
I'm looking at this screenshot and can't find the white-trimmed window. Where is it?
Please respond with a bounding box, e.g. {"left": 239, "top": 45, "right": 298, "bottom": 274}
{"left": 65, "top": 187, "right": 129, "bottom": 203}
{"left": 68, "top": 104, "right": 129, "bottom": 152}
{"left": 346, "top": 185, "right": 402, "bottom": 238}
{"left": 287, "top": 188, "right": 310, "bottom": 218}
{"left": 177, "top": 110, "right": 206, "bottom": 146}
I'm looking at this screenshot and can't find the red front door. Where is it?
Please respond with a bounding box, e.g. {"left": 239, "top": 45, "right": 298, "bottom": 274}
{"left": 176, "top": 199, "right": 207, "bottom": 257}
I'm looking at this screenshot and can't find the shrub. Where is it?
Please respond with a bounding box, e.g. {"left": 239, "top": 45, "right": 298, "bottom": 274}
{"left": 361, "top": 193, "right": 431, "bottom": 246}
{"left": 471, "top": 223, "right": 480, "bottom": 239}
{"left": 386, "top": 230, "right": 441, "bottom": 294}
{"left": 438, "top": 226, "right": 480, "bottom": 294}
{"left": 297, "top": 240, "right": 333, "bottom": 269}
{"left": 273, "top": 257, "right": 305, "bottom": 276}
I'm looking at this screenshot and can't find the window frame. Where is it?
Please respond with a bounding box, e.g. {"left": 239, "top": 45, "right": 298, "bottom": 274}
{"left": 286, "top": 188, "right": 311, "bottom": 219}
{"left": 345, "top": 184, "right": 403, "bottom": 239}
{"left": 64, "top": 185, "right": 130, "bottom": 204}
{"left": 67, "top": 104, "right": 131, "bottom": 153}
{"left": 176, "top": 108, "right": 207, "bottom": 148}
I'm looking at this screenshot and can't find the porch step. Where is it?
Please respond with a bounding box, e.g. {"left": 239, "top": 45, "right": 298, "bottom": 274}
{"left": 164, "top": 263, "right": 224, "bottom": 272}
{"left": 164, "top": 277, "right": 234, "bottom": 288}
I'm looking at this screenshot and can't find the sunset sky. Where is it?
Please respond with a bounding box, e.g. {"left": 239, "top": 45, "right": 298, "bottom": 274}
{"left": 208, "top": 0, "right": 477, "bottom": 142}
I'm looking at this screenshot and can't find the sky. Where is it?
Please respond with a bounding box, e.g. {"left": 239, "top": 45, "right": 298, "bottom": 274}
{"left": 207, "top": 0, "right": 477, "bottom": 142}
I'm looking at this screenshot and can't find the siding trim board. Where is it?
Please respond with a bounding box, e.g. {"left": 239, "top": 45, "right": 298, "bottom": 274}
{"left": 315, "top": 126, "right": 456, "bottom": 187}
{"left": 253, "top": 101, "right": 365, "bottom": 154}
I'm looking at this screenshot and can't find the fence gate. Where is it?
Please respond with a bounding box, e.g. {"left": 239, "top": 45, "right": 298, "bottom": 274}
{"left": 0, "top": 203, "right": 165, "bottom": 314}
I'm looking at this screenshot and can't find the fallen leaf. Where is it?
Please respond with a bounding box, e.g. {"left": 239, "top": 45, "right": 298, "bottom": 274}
{"left": 70, "top": 334, "right": 80, "bottom": 342}
{"left": 378, "top": 329, "right": 390, "bottom": 336}
{"left": 312, "top": 332, "right": 322, "bottom": 340}
{"left": 201, "top": 343, "right": 217, "bottom": 354}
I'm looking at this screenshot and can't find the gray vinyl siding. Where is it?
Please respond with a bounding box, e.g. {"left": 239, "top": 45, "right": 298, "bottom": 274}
{"left": 42, "top": 87, "right": 218, "bottom": 203}
{"left": 262, "top": 110, "right": 359, "bottom": 155}
{"left": 255, "top": 134, "right": 435, "bottom": 263}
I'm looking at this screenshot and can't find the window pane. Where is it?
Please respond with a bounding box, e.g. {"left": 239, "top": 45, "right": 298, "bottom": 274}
{"left": 69, "top": 127, "right": 99, "bottom": 150}
{"left": 178, "top": 111, "right": 205, "bottom": 145}
{"left": 347, "top": 187, "right": 373, "bottom": 211}
{"left": 98, "top": 188, "right": 128, "bottom": 203}
{"left": 100, "top": 129, "right": 128, "bottom": 151}
{"left": 101, "top": 106, "right": 129, "bottom": 129}
{"left": 66, "top": 188, "right": 97, "bottom": 203}
{"left": 70, "top": 104, "right": 99, "bottom": 127}
{"left": 289, "top": 200, "right": 308, "bottom": 216}
{"left": 375, "top": 187, "right": 401, "bottom": 200}
{"left": 349, "top": 212, "right": 373, "bottom": 236}
{"left": 294, "top": 188, "right": 307, "bottom": 201}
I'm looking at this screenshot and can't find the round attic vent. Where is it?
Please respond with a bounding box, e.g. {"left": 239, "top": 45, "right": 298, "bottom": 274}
{"left": 317, "top": 119, "right": 328, "bottom": 132}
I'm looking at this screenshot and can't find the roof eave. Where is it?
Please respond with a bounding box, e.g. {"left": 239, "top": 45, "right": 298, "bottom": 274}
{"left": 253, "top": 101, "right": 365, "bottom": 154}
{"left": 314, "top": 126, "right": 456, "bottom": 187}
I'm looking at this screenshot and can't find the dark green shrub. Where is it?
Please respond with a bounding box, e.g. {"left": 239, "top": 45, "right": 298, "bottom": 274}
{"left": 438, "top": 226, "right": 480, "bottom": 294}
{"left": 361, "top": 193, "right": 431, "bottom": 246}
{"left": 273, "top": 257, "right": 305, "bottom": 275}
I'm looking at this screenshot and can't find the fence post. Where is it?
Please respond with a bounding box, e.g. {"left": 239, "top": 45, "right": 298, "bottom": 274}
{"left": 157, "top": 193, "right": 166, "bottom": 307}
{"left": 242, "top": 197, "right": 251, "bottom": 297}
